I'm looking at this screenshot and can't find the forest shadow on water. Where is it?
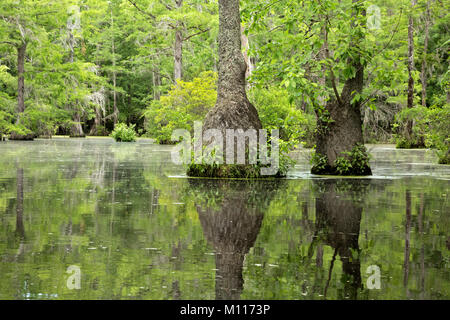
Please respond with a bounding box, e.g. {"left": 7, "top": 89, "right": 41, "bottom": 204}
{"left": 0, "top": 139, "right": 448, "bottom": 300}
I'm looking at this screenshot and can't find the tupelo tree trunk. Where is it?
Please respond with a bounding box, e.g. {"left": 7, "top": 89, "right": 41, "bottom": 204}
{"left": 188, "top": 0, "right": 262, "bottom": 178}
{"left": 312, "top": 1, "right": 371, "bottom": 175}
{"left": 204, "top": 0, "right": 261, "bottom": 133}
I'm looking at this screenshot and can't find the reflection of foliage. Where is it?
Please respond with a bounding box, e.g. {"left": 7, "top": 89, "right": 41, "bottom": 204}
{"left": 0, "top": 141, "right": 449, "bottom": 300}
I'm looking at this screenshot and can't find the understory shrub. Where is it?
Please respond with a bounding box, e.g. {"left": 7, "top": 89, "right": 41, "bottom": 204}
{"left": 144, "top": 71, "right": 217, "bottom": 144}
{"left": 111, "top": 123, "right": 137, "bottom": 142}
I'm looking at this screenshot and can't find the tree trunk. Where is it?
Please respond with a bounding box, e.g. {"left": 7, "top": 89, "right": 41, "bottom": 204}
{"left": 174, "top": 0, "right": 183, "bottom": 81}
{"left": 406, "top": 4, "right": 416, "bottom": 140}
{"left": 312, "top": 1, "right": 371, "bottom": 175}
{"left": 70, "top": 111, "right": 85, "bottom": 137}
{"left": 241, "top": 25, "right": 253, "bottom": 85}
{"left": 10, "top": 43, "right": 34, "bottom": 141}
{"left": 17, "top": 43, "right": 26, "bottom": 117}
{"left": 111, "top": 7, "right": 118, "bottom": 125}
{"left": 153, "top": 68, "right": 161, "bottom": 100}
{"left": 204, "top": 0, "right": 260, "bottom": 131}
{"left": 68, "top": 29, "right": 86, "bottom": 138}
{"left": 420, "top": 1, "right": 430, "bottom": 107}
{"left": 188, "top": 0, "right": 262, "bottom": 177}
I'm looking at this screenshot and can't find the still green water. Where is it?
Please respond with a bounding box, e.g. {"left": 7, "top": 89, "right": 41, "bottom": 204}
{"left": 0, "top": 138, "right": 448, "bottom": 300}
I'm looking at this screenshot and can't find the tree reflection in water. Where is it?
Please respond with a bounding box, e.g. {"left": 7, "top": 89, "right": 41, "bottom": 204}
{"left": 312, "top": 179, "right": 369, "bottom": 300}
{"left": 188, "top": 179, "right": 283, "bottom": 300}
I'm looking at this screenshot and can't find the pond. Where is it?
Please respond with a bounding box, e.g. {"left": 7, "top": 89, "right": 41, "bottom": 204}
{"left": 0, "top": 138, "right": 448, "bottom": 300}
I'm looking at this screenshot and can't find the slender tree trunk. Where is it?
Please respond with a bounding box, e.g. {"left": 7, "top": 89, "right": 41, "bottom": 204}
{"left": 71, "top": 112, "right": 85, "bottom": 137}
{"left": 17, "top": 43, "right": 27, "bottom": 118}
{"left": 420, "top": 1, "right": 430, "bottom": 107}
{"left": 10, "top": 42, "right": 34, "bottom": 140}
{"left": 153, "top": 68, "right": 161, "bottom": 100}
{"left": 312, "top": 1, "right": 371, "bottom": 175}
{"left": 406, "top": 1, "right": 416, "bottom": 140}
{"left": 111, "top": 7, "right": 118, "bottom": 125}
{"left": 67, "top": 29, "right": 85, "bottom": 138}
{"left": 174, "top": 0, "right": 183, "bottom": 81}
{"left": 241, "top": 25, "right": 253, "bottom": 85}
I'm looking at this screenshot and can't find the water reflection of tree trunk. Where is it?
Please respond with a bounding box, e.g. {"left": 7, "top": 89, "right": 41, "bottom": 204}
{"left": 418, "top": 193, "right": 425, "bottom": 299}
{"left": 197, "top": 198, "right": 264, "bottom": 300}
{"left": 65, "top": 218, "right": 73, "bottom": 254}
{"left": 149, "top": 189, "right": 160, "bottom": 215}
{"left": 189, "top": 180, "right": 282, "bottom": 300}
{"left": 16, "top": 167, "right": 25, "bottom": 239}
{"left": 403, "top": 190, "right": 411, "bottom": 295}
{"left": 314, "top": 180, "right": 363, "bottom": 300}
{"left": 15, "top": 167, "right": 26, "bottom": 261}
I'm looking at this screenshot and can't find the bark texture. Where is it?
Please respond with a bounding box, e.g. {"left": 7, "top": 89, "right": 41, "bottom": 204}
{"left": 188, "top": 0, "right": 262, "bottom": 177}
{"left": 203, "top": 0, "right": 261, "bottom": 135}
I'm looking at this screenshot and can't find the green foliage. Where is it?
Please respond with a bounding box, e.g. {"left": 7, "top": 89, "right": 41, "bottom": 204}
{"left": 111, "top": 122, "right": 137, "bottom": 142}
{"left": 310, "top": 152, "right": 328, "bottom": 172}
{"left": 394, "top": 106, "right": 427, "bottom": 149}
{"left": 144, "top": 71, "right": 217, "bottom": 144}
{"left": 248, "top": 86, "right": 316, "bottom": 147}
{"left": 311, "top": 144, "right": 371, "bottom": 175}
{"left": 394, "top": 104, "right": 450, "bottom": 164}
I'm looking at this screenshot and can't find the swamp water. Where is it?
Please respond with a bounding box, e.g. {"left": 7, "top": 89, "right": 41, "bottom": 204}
{"left": 0, "top": 138, "right": 448, "bottom": 299}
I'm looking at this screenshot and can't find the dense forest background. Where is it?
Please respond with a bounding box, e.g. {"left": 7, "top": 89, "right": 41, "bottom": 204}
{"left": 0, "top": 0, "right": 448, "bottom": 162}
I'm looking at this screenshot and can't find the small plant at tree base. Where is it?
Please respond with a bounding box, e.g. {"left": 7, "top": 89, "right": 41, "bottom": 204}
{"left": 185, "top": 137, "right": 293, "bottom": 179}
{"left": 311, "top": 144, "right": 371, "bottom": 176}
{"left": 111, "top": 123, "right": 137, "bottom": 142}
{"left": 310, "top": 151, "right": 328, "bottom": 173}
